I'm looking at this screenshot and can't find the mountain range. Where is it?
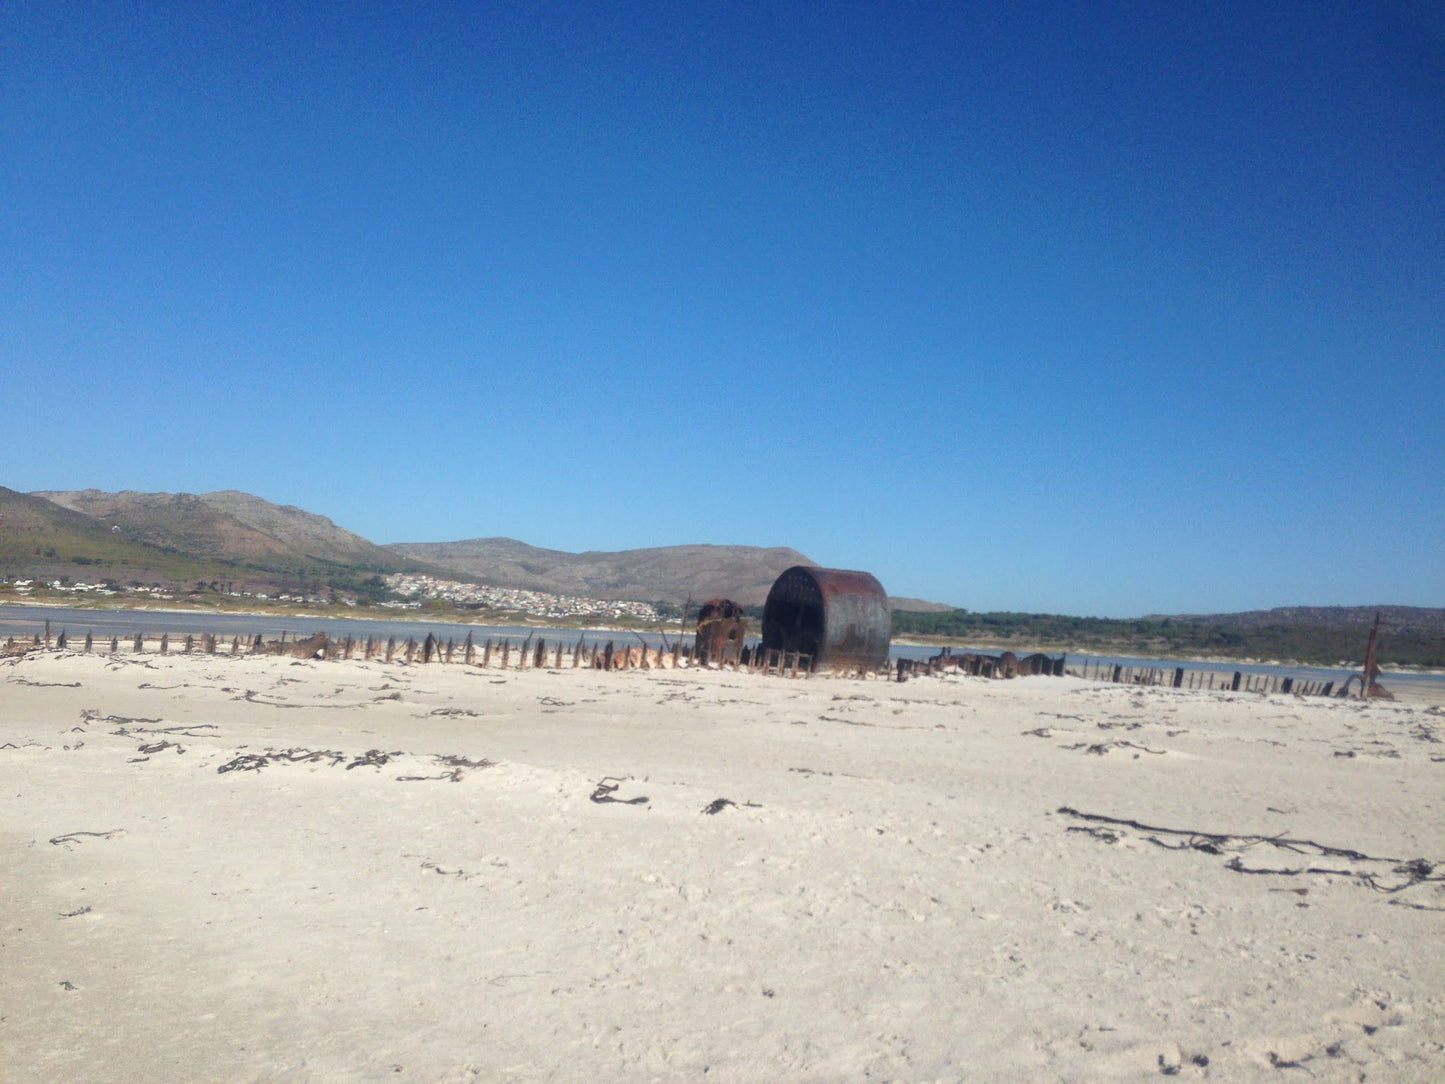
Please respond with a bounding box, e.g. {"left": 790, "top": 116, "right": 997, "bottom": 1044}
{"left": 1, "top": 488, "right": 827, "bottom": 606}
{"left": 4, "top": 490, "right": 1438, "bottom": 658}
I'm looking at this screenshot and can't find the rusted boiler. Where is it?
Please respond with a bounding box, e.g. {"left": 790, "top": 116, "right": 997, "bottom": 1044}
{"left": 694, "top": 598, "right": 747, "bottom": 663}
{"left": 761, "top": 566, "right": 891, "bottom": 672}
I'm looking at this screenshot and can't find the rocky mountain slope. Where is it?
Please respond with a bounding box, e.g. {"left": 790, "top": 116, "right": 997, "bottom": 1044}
{"left": 5, "top": 490, "right": 831, "bottom": 606}
{"left": 0, "top": 487, "right": 241, "bottom": 585}
{"left": 34, "top": 489, "right": 396, "bottom": 566}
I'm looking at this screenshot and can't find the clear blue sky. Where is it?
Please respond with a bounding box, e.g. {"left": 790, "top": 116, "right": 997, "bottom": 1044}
{"left": 4, "top": 2, "right": 1442, "bottom": 615}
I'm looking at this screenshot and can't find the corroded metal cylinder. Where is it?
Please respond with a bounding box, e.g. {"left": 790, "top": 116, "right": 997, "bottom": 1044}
{"left": 761, "top": 566, "right": 890, "bottom": 671}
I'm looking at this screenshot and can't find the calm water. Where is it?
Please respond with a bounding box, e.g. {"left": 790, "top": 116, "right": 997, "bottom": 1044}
{"left": 3, "top": 603, "right": 1441, "bottom": 694}
{"left": 0, "top": 604, "right": 672, "bottom": 651}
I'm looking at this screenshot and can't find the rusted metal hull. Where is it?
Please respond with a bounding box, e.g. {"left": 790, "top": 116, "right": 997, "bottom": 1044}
{"left": 761, "top": 566, "right": 890, "bottom": 671}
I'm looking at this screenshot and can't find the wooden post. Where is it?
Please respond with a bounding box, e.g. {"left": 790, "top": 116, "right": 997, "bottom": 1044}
{"left": 464, "top": 633, "right": 475, "bottom": 665}
{"left": 231, "top": 636, "right": 240, "bottom": 655}
{"left": 603, "top": 642, "right": 614, "bottom": 670}
{"left": 110, "top": 634, "right": 118, "bottom": 653}
{"left": 1362, "top": 610, "right": 1383, "bottom": 699}
{"left": 160, "top": 633, "right": 168, "bottom": 655}
{"left": 404, "top": 638, "right": 416, "bottom": 664}
{"left": 501, "top": 640, "right": 512, "bottom": 669}
{"left": 554, "top": 642, "right": 563, "bottom": 669}
{"left": 385, "top": 637, "right": 396, "bottom": 662}
{"left": 535, "top": 638, "right": 547, "bottom": 669}
{"left": 483, "top": 639, "right": 493, "bottom": 667}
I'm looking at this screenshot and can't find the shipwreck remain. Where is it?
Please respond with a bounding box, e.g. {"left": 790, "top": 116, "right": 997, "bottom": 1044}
{"left": 761, "top": 565, "right": 891, "bottom": 672}
{"left": 693, "top": 598, "right": 748, "bottom": 664}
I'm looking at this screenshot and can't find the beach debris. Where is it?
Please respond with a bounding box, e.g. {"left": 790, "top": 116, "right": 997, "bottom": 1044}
{"left": 435, "top": 754, "right": 493, "bottom": 769}
{"left": 396, "top": 753, "right": 494, "bottom": 782}
{"left": 694, "top": 599, "right": 748, "bottom": 666}
{"left": 1058, "top": 807, "right": 1443, "bottom": 896}
{"left": 99, "top": 713, "right": 219, "bottom": 740}
{"left": 398, "top": 768, "right": 466, "bottom": 783}
{"left": 253, "top": 632, "right": 329, "bottom": 659}
{"left": 701, "top": 797, "right": 760, "bottom": 814}
{"left": 346, "top": 748, "right": 401, "bottom": 770}
{"left": 80, "top": 709, "right": 161, "bottom": 726}
{"left": 59, "top": 906, "right": 92, "bottom": 918}
{"left": 418, "top": 860, "right": 474, "bottom": 879}
{"left": 217, "top": 748, "right": 348, "bottom": 773}
{"left": 1064, "top": 739, "right": 1166, "bottom": 756}
{"left": 590, "top": 777, "right": 648, "bottom": 805}
{"left": 136, "top": 739, "right": 184, "bottom": 755}
{"left": 237, "top": 688, "right": 352, "bottom": 709}
{"left": 50, "top": 829, "right": 126, "bottom": 848}
{"left": 218, "top": 753, "right": 274, "bottom": 773}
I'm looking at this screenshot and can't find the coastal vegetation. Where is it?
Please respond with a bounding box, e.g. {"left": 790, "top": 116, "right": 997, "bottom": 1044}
{"left": 890, "top": 607, "right": 1445, "bottom": 668}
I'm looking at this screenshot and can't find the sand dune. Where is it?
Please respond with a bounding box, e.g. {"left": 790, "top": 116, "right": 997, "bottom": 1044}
{"left": 3, "top": 650, "right": 1442, "bottom": 1081}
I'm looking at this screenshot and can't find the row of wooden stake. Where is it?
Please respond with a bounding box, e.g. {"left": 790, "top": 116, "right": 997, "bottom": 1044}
{"left": 1080, "top": 658, "right": 1337, "bottom": 697}
{"left": 9, "top": 623, "right": 821, "bottom": 677}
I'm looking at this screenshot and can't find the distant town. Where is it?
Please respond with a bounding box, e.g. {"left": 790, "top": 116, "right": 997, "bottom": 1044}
{"left": 380, "top": 574, "right": 660, "bottom": 622}
{"left": 0, "top": 574, "right": 661, "bottom": 624}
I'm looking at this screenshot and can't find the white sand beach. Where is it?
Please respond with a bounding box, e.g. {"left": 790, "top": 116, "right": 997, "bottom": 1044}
{"left": 3, "top": 649, "right": 1442, "bottom": 1082}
